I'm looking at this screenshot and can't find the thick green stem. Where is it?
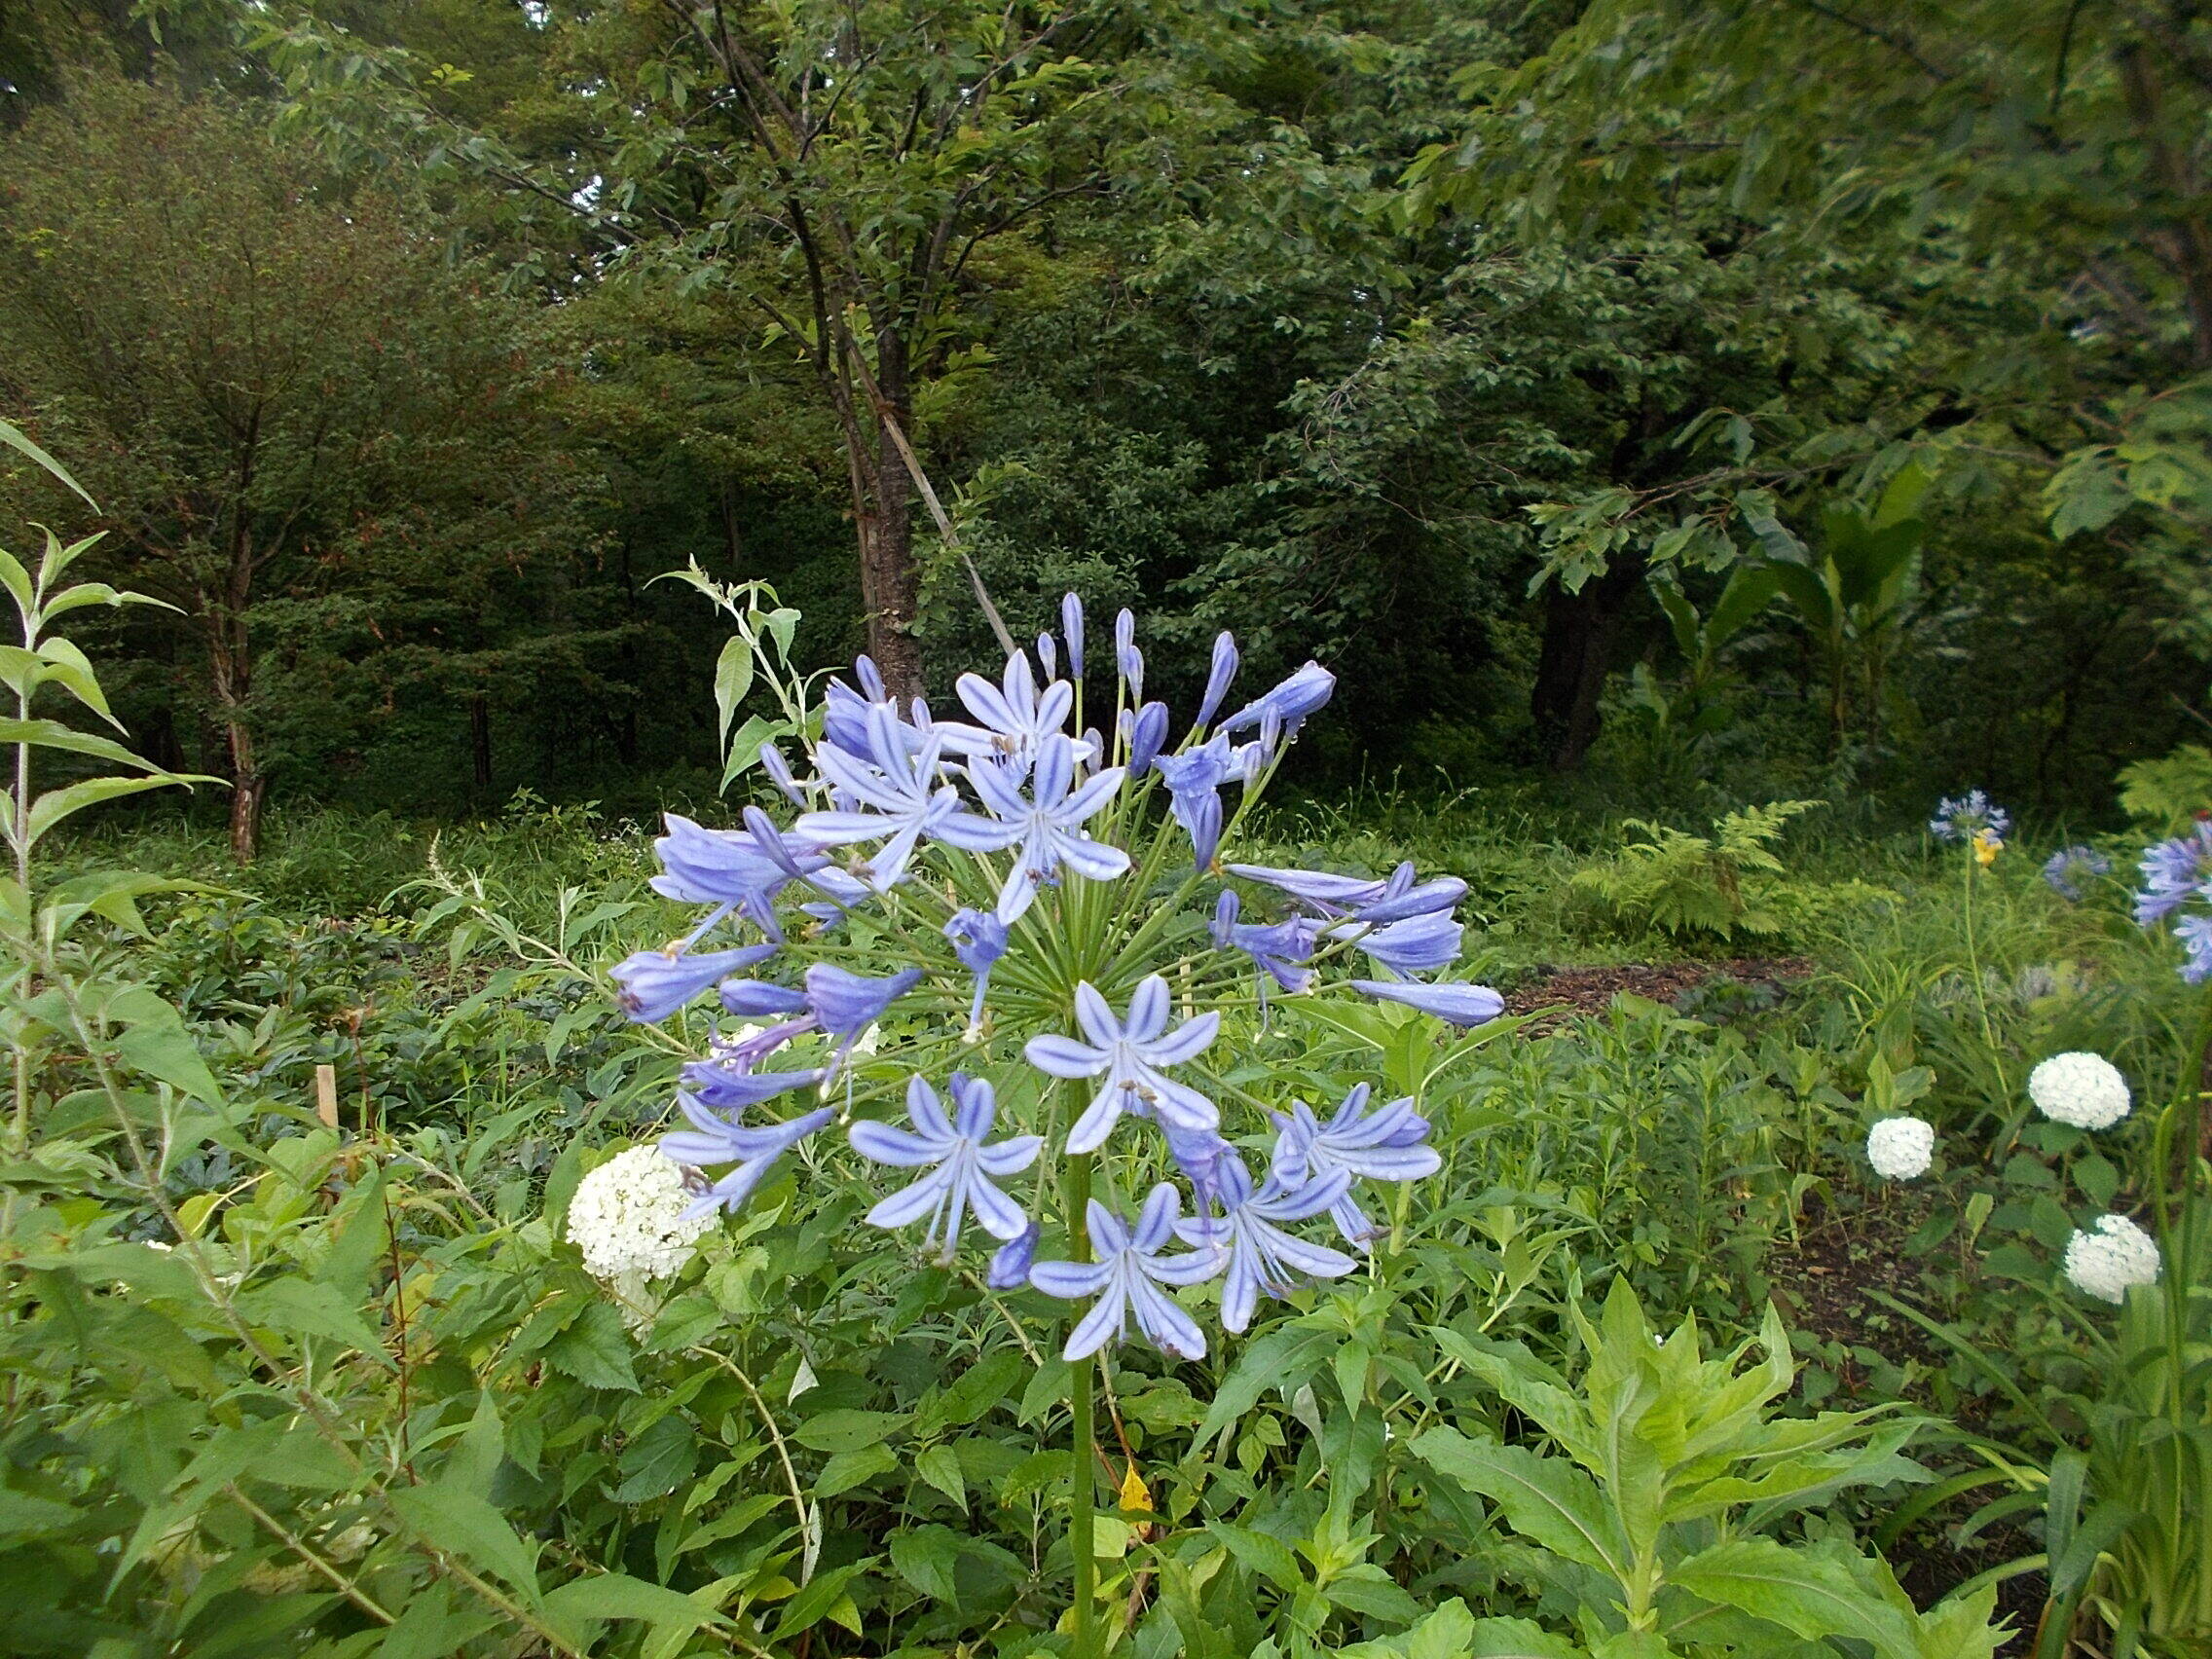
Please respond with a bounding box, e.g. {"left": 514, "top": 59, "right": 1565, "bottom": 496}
{"left": 1066, "top": 1149, "right": 1099, "bottom": 1659}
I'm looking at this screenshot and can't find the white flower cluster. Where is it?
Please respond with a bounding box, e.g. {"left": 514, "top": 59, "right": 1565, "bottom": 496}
{"left": 567, "top": 1146, "right": 710, "bottom": 1284}
{"left": 1866, "top": 1116, "right": 1935, "bottom": 1180}
{"left": 2063, "top": 1214, "right": 2161, "bottom": 1305}
{"left": 2028, "top": 1051, "right": 2131, "bottom": 1130}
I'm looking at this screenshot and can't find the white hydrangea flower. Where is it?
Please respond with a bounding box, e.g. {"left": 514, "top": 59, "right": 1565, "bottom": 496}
{"left": 567, "top": 1146, "right": 712, "bottom": 1285}
{"left": 2063, "top": 1214, "right": 2161, "bottom": 1304}
{"left": 2028, "top": 1051, "right": 2131, "bottom": 1130}
{"left": 1865, "top": 1116, "right": 1935, "bottom": 1180}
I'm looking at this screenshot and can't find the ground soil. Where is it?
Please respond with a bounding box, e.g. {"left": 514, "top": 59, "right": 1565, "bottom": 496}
{"left": 1504, "top": 956, "right": 1818, "bottom": 1033}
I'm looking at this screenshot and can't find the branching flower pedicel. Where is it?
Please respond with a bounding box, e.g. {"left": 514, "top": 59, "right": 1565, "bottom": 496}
{"left": 607, "top": 595, "right": 1502, "bottom": 1365}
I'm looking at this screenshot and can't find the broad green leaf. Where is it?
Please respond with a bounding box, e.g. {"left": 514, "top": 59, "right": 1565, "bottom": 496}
{"left": 769, "top": 1557, "right": 875, "bottom": 1639}
{"left": 915, "top": 1442, "right": 967, "bottom": 1510}
{"left": 540, "top": 1572, "right": 725, "bottom": 1637}
{"left": 546, "top": 1299, "right": 640, "bottom": 1391}
{"left": 814, "top": 1441, "right": 898, "bottom": 1497}
{"left": 713, "top": 634, "right": 755, "bottom": 743}
{"left": 0, "top": 417, "right": 96, "bottom": 507}
{"left": 240, "top": 1277, "right": 391, "bottom": 1363}
{"left": 1214, "top": 1522, "right": 1306, "bottom": 1593}
{"left": 28, "top": 773, "right": 205, "bottom": 846}
{"left": 389, "top": 1483, "right": 543, "bottom": 1601}
{"left": 793, "top": 1409, "right": 908, "bottom": 1453}
{"left": 112, "top": 1008, "right": 225, "bottom": 1107}
{"left": 1413, "top": 1429, "right": 1627, "bottom": 1579}
{"left": 1670, "top": 1537, "right": 1917, "bottom": 1658}
{"left": 890, "top": 1523, "right": 965, "bottom": 1600}
{"left": 613, "top": 1414, "right": 696, "bottom": 1503}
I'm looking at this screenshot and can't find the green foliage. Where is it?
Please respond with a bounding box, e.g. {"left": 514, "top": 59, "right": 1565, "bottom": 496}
{"left": 2117, "top": 745, "right": 2212, "bottom": 834}
{"left": 1414, "top": 1279, "right": 2006, "bottom": 1656}
{"left": 1569, "top": 801, "right": 1822, "bottom": 942}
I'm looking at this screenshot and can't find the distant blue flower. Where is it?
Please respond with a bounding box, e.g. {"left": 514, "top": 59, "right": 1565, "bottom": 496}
{"left": 1349, "top": 979, "right": 1505, "bottom": 1027}
{"left": 1272, "top": 1083, "right": 1441, "bottom": 1247}
{"left": 2179, "top": 914, "right": 2212, "bottom": 983}
{"left": 1222, "top": 661, "right": 1334, "bottom": 737}
{"left": 1930, "top": 791, "right": 2010, "bottom": 843}
{"left": 1155, "top": 734, "right": 1235, "bottom": 870}
{"left": 967, "top": 735, "right": 1129, "bottom": 922}
{"left": 1115, "top": 608, "right": 1142, "bottom": 700}
{"left": 1029, "top": 1185, "right": 1219, "bottom": 1360}
{"left": 2043, "top": 844, "right": 2112, "bottom": 902}
{"left": 1024, "top": 976, "right": 1221, "bottom": 1152}
{"left": 943, "top": 907, "right": 1010, "bottom": 1035}
{"left": 660, "top": 1094, "right": 835, "bottom": 1219}
{"left": 1193, "top": 631, "right": 1238, "bottom": 734}
{"left": 1062, "top": 593, "right": 1086, "bottom": 680}
{"left": 798, "top": 706, "right": 1010, "bottom": 891}
{"left": 611, "top": 942, "right": 779, "bottom": 1023}
{"left": 1175, "top": 1153, "right": 1355, "bottom": 1332}
{"left": 942, "top": 652, "right": 1075, "bottom": 762}
{"left": 849, "top": 1075, "right": 1040, "bottom": 1260}
{"left": 2135, "top": 823, "right": 2212, "bottom": 925}
{"left": 986, "top": 1221, "right": 1040, "bottom": 1289}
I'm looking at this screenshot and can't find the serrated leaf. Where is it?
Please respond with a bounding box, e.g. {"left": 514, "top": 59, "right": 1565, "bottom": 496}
{"left": 546, "top": 1300, "right": 640, "bottom": 1391}
{"left": 1670, "top": 1537, "right": 1918, "bottom": 1658}
{"left": 1413, "top": 1429, "right": 1626, "bottom": 1578}
{"left": 389, "top": 1483, "right": 542, "bottom": 1600}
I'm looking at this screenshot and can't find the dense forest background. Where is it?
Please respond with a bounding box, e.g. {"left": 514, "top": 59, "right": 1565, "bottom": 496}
{"left": 5, "top": 0, "right": 2210, "bottom": 855}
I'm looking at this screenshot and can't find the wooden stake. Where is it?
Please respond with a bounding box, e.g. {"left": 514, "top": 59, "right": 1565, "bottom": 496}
{"left": 313, "top": 1064, "right": 340, "bottom": 1131}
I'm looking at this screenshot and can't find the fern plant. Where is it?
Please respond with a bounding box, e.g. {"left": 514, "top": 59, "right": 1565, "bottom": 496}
{"left": 1569, "top": 800, "right": 1821, "bottom": 942}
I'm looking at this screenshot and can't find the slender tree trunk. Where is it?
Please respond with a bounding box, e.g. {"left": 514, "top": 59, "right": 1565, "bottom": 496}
{"left": 862, "top": 337, "right": 925, "bottom": 700}
{"left": 209, "top": 627, "right": 261, "bottom": 863}
{"left": 1530, "top": 562, "right": 1640, "bottom": 771}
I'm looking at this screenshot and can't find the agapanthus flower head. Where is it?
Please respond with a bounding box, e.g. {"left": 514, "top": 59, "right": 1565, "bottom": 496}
{"left": 2043, "top": 844, "right": 2110, "bottom": 901}
{"left": 1222, "top": 661, "right": 1335, "bottom": 737}
{"left": 611, "top": 942, "right": 779, "bottom": 1023}
{"left": 1864, "top": 1116, "right": 1935, "bottom": 1180}
{"left": 1271, "top": 1083, "right": 1439, "bottom": 1248}
{"left": 1061, "top": 592, "right": 1085, "bottom": 679}
{"left": 2177, "top": 913, "right": 2212, "bottom": 983}
{"left": 2028, "top": 1052, "right": 2131, "bottom": 1130}
{"left": 1024, "top": 976, "right": 1221, "bottom": 1152}
{"left": 1190, "top": 630, "right": 1239, "bottom": 736}
{"left": 652, "top": 815, "right": 825, "bottom": 936}
{"left": 798, "top": 707, "right": 1008, "bottom": 891}
{"left": 1349, "top": 979, "right": 1505, "bottom": 1027}
{"left": 659, "top": 1094, "right": 835, "bottom": 1219}
{"left": 1156, "top": 735, "right": 1235, "bottom": 870}
{"left": 967, "top": 735, "right": 1129, "bottom": 922}
{"left": 944, "top": 651, "right": 1076, "bottom": 762}
{"left": 1930, "top": 791, "right": 2010, "bottom": 844}
{"left": 2063, "top": 1214, "right": 2161, "bottom": 1304}
{"left": 849, "top": 1074, "right": 1040, "bottom": 1261}
{"left": 2134, "top": 822, "right": 2212, "bottom": 926}
{"left": 1029, "top": 1185, "right": 1219, "bottom": 1360}
{"left": 568, "top": 1146, "right": 712, "bottom": 1283}
{"left": 1175, "top": 1152, "right": 1355, "bottom": 1332}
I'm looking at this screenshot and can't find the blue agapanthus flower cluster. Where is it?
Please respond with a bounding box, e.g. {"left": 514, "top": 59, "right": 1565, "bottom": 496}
{"left": 2041, "top": 844, "right": 2111, "bottom": 903}
{"left": 2133, "top": 820, "right": 2212, "bottom": 981}
{"left": 1929, "top": 791, "right": 2010, "bottom": 843}
{"left": 607, "top": 597, "right": 1501, "bottom": 1361}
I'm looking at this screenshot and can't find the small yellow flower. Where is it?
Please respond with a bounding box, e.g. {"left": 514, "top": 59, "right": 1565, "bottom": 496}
{"left": 1972, "top": 828, "right": 2003, "bottom": 866}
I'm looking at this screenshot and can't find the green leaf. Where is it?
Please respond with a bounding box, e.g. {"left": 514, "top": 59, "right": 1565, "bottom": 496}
{"left": 793, "top": 1409, "right": 908, "bottom": 1453}
{"left": 1321, "top": 1564, "right": 1423, "bottom": 1622}
{"left": 0, "top": 719, "right": 155, "bottom": 769}
{"left": 770, "top": 1557, "right": 875, "bottom": 1639}
{"left": 546, "top": 1300, "right": 640, "bottom": 1391}
{"left": 814, "top": 1441, "right": 899, "bottom": 1498}
{"left": 613, "top": 1414, "right": 696, "bottom": 1503}
{"left": 914, "top": 1442, "right": 966, "bottom": 1510}
{"left": 28, "top": 773, "right": 208, "bottom": 847}
{"left": 713, "top": 634, "right": 755, "bottom": 744}
{"left": 890, "top": 1523, "right": 965, "bottom": 1600}
{"left": 922, "top": 1348, "right": 1025, "bottom": 1430}
{"left": 1670, "top": 1537, "right": 1918, "bottom": 1658}
{"left": 240, "top": 1277, "right": 391, "bottom": 1363}
{"left": 540, "top": 1572, "right": 725, "bottom": 1636}
{"left": 112, "top": 1005, "right": 224, "bottom": 1106}
{"left": 389, "top": 1483, "right": 543, "bottom": 1601}
{"left": 1413, "top": 1429, "right": 1626, "bottom": 1578}
{"left": 1214, "top": 1522, "right": 1306, "bottom": 1593}
{"left": 0, "top": 417, "right": 96, "bottom": 508}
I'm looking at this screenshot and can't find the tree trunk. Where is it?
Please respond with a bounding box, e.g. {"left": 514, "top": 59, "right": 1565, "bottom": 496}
{"left": 224, "top": 715, "right": 262, "bottom": 863}
{"left": 1530, "top": 562, "right": 1640, "bottom": 771}
{"left": 861, "top": 336, "right": 925, "bottom": 701}
{"left": 468, "top": 695, "right": 493, "bottom": 793}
